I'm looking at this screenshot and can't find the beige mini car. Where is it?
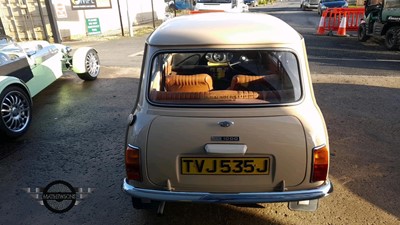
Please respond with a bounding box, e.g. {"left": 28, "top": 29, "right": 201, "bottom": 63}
{"left": 122, "top": 13, "right": 333, "bottom": 214}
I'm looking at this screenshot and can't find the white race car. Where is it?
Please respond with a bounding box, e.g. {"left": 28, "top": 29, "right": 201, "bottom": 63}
{"left": 0, "top": 35, "right": 100, "bottom": 138}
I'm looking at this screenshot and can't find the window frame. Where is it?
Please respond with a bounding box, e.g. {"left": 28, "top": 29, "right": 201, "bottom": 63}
{"left": 146, "top": 48, "right": 304, "bottom": 108}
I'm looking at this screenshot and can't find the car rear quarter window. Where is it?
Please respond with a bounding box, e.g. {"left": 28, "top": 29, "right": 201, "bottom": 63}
{"left": 148, "top": 50, "right": 302, "bottom": 106}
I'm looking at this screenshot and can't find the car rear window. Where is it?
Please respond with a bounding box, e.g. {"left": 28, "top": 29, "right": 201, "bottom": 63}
{"left": 148, "top": 50, "right": 302, "bottom": 105}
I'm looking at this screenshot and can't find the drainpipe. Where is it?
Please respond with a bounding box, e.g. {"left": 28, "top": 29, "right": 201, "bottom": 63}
{"left": 37, "top": 0, "right": 49, "bottom": 41}
{"left": 117, "top": 0, "right": 125, "bottom": 36}
{"left": 126, "top": 0, "right": 133, "bottom": 37}
{"left": 151, "top": 0, "right": 155, "bottom": 29}
{"left": 45, "top": 0, "right": 62, "bottom": 43}
{"left": 174, "top": 0, "right": 176, "bottom": 17}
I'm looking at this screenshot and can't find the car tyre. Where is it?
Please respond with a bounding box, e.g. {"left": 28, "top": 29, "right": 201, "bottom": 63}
{"left": 358, "top": 23, "right": 369, "bottom": 42}
{"left": 131, "top": 197, "right": 159, "bottom": 210}
{"left": 76, "top": 49, "right": 100, "bottom": 81}
{"left": 384, "top": 26, "right": 400, "bottom": 50}
{"left": 131, "top": 197, "right": 145, "bottom": 209}
{"left": 0, "top": 86, "right": 32, "bottom": 139}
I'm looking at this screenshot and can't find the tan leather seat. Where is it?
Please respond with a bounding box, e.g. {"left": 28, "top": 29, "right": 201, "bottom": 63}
{"left": 165, "top": 74, "right": 213, "bottom": 92}
{"left": 229, "top": 75, "right": 269, "bottom": 91}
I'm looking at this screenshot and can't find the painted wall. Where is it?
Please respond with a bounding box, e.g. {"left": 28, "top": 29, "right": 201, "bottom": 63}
{"left": 53, "top": 0, "right": 166, "bottom": 40}
{"left": 0, "top": 0, "right": 52, "bottom": 41}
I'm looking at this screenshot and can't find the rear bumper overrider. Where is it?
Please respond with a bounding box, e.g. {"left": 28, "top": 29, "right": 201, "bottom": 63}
{"left": 122, "top": 178, "right": 333, "bottom": 203}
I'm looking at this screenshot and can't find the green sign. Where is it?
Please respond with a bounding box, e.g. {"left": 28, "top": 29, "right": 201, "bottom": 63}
{"left": 86, "top": 18, "right": 101, "bottom": 35}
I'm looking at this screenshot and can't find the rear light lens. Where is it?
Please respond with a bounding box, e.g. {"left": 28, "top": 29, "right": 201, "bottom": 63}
{"left": 311, "top": 145, "right": 329, "bottom": 182}
{"left": 125, "top": 145, "right": 142, "bottom": 181}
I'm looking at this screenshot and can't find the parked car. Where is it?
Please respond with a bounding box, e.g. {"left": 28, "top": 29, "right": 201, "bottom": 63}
{"left": 244, "top": 0, "right": 258, "bottom": 7}
{"left": 0, "top": 35, "right": 100, "bottom": 138}
{"left": 318, "top": 0, "right": 348, "bottom": 15}
{"left": 300, "top": 0, "right": 320, "bottom": 10}
{"left": 122, "top": 13, "right": 333, "bottom": 214}
{"left": 195, "top": 0, "right": 248, "bottom": 12}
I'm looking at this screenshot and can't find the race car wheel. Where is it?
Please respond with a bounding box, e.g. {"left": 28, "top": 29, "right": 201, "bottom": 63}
{"left": 0, "top": 86, "right": 32, "bottom": 138}
{"left": 385, "top": 27, "right": 400, "bottom": 50}
{"left": 358, "top": 23, "right": 369, "bottom": 42}
{"left": 77, "top": 49, "right": 100, "bottom": 81}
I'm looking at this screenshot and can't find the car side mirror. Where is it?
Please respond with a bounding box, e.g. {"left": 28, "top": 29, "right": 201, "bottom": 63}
{"left": 26, "top": 50, "right": 36, "bottom": 57}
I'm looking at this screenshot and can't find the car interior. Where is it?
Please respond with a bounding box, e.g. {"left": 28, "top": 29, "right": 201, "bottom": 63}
{"left": 149, "top": 50, "right": 301, "bottom": 105}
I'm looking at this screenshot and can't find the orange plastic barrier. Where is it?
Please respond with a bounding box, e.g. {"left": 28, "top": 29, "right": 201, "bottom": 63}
{"left": 344, "top": 8, "right": 365, "bottom": 31}
{"left": 316, "top": 7, "right": 365, "bottom": 35}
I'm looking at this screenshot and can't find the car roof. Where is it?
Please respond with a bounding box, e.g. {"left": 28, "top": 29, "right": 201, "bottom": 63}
{"left": 147, "top": 13, "right": 302, "bottom": 46}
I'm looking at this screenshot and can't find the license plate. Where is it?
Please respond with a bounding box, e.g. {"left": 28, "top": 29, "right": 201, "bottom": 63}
{"left": 180, "top": 157, "right": 270, "bottom": 175}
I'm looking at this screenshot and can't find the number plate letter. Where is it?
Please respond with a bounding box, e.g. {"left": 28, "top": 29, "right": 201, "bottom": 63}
{"left": 194, "top": 160, "right": 205, "bottom": 172}
{"left": 243, "top": 160, "right": 255, "bottom": 173}
{"left": 206, "top": 160, "right": 217, "bottom": 173}
{"left": 220, "top": 159, "right": 231, "bottom": 173}
{"left": 182, "top": 159, "right": 193, "bottom": 173}
{"left": 232, "top": 160, "right": 243, "bottom": 173}
{"left": 256, "top": 159, "right": 269, "bottom": 173}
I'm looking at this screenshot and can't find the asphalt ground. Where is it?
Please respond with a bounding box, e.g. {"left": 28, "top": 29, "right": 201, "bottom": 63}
{"left": 1, "top": 1, "right": 400, "bottom": 224}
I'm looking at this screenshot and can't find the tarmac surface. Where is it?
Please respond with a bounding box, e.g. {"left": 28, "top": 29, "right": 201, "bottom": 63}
{"left": 1, "top": 1, "right": 400, "bottom": 224}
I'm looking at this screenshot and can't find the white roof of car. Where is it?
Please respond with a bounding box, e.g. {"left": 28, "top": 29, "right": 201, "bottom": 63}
{"left": 148, "top": 13, "right": 302, "bottom": 46}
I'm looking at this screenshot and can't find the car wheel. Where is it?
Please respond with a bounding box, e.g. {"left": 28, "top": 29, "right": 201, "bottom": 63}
{"left": 131, "top": 197, "right": 159, "bottom": 210}
{"left": 384, "top": 26, "right": 400, "bottom": 50}
{"left": 131, "top": 197, "right": 145, "bottom": 209}
{"left": 358, "top": 23, "right": 369, "bottom": 42}
{"left": 76, "top": 49, "right": 100, "bottom": 81}
{"left": 0, "top": 86, "right": 32, "bottom": 138}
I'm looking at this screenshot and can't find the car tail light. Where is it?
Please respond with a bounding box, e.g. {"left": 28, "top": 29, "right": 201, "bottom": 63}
{"left": 125, "top": 145, "right": 142, "bottom": 181}
{"left": 311, "top": 145, "right": 329, "bottom": 182}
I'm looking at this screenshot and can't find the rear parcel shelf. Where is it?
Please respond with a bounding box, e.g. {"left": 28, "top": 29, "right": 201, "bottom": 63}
{"left": 149, "top": 90, "right": 294, "bottom": 103}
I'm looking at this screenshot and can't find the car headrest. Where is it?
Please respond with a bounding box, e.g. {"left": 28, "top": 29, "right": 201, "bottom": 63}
{"left": 165, "top": 74, "right": 213, "bottom": 92}
{"left": 230, "top": 75, "right": 269, "bottom": 91}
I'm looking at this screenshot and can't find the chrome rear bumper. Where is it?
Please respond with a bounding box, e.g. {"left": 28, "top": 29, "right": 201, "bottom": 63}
{"left": 122, "top": 178, "right": 333, "bottom": 203}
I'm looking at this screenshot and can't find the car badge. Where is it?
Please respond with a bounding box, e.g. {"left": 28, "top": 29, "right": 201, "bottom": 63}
{"left": 218, "top": 121, "right": 234, "bottom": 127}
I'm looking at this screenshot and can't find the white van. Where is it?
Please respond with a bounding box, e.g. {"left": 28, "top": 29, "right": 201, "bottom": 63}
{"left": 194, "top": 0, "right": 248, "bottom": 12}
